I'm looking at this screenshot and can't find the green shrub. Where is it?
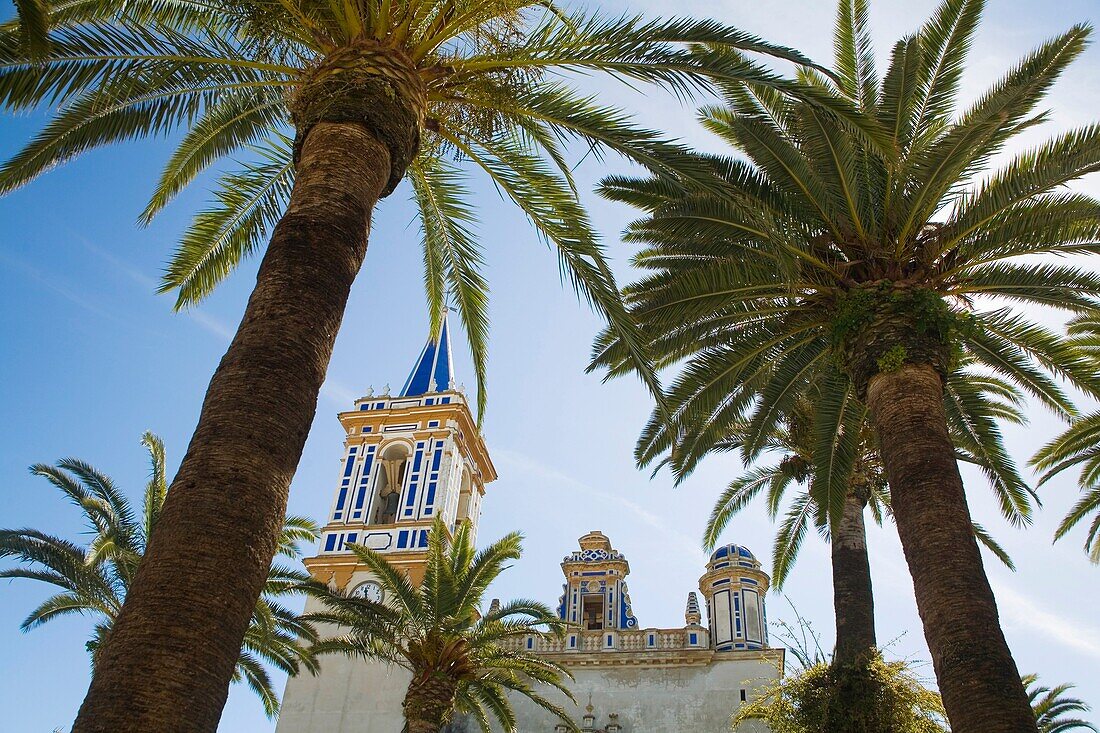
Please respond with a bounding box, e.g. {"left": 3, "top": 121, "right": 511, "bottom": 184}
{"left": 733, "top": 653, "right": 947, "bottom": 733}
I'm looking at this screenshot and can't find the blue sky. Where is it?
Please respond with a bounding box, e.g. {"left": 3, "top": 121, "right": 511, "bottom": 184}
{"left": 3, "top": 1, "right": 1100, "bottom": 731}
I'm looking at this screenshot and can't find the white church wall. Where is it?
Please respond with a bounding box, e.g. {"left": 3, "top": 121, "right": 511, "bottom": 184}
{"left": 503, "top": 655, "right": 780, "bottom": 733}
{"left": 276, "top": 597, "right": 413, "bottom": 733}
{"left": 275, "top": 654, "right": 413, "bottom": 733}
{"left": 278, "top": 638, "right": 781, "bottom": 733}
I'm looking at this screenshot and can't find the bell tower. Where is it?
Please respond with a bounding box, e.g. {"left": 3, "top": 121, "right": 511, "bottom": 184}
{"left": 304, "top": 315, "right": 496, "bottom": 591}
{"left": 556, "top": 532, "right": 639, "bottom": 649}
{"left": 278, "top": 316, "right": 497, "bottom": 733}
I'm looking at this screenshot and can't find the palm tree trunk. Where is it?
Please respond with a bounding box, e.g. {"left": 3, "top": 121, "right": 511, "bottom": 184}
{"left": 831, "top": 488, "right": 876, "bottom": 667}
{"left": 403, "top": 676, "right": 457, "bottom": 733}
{"left": 71, "top": 122, "right": 392, "bottom": 733}
{"left": 866, "top": 364, "right": 1037, "bottom": 733}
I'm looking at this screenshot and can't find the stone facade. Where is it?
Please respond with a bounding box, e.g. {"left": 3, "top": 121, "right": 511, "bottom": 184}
{"left": 276, "top": 323, "right": 782, "bottom": 732}
{"left": 504, "top": 655, "right": 780, "bottom": 733}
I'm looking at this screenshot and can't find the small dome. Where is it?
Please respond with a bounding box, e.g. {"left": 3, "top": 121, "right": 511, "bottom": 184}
{"left": 709, "top": 544, "right": 760, "bottom": 569}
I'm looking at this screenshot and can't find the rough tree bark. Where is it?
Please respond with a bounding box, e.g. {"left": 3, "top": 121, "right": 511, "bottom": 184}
{"left": 866, "top": 364, "right": 1037, "bottom": 733}
{"left": 403, "top": 675, "right": 457, "bottom": 733}
{"left": 71, "top": 123, "right": 392, "bottom": 732}
{"left": 831, "top": 487, "right": 876, "bottom": 667}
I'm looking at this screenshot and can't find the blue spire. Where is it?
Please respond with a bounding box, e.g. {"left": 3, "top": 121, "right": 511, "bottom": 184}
{"left": 400, "top": 313, "right": 454, "bottom": 396}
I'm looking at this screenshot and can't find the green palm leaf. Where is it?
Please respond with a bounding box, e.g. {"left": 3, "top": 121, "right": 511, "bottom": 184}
{"left": 1, "top": 434, "right": 318, "bottom": 717}
{"left": 307, "top": 517, "right": 574, "bottom": 731}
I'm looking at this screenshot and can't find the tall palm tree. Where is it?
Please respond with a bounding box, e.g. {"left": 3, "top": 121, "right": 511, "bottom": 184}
{"left": 589, "top": 1, "right": 1100, "bottom": 730}
{"left": 1032, "top": 315, "right": 1100, "bottom": 563}
{"left": 0, "top": 432, "right": 320, "bottom": 718}
{"left": 702, "top": 392, "right": 890, "bottom": 669}
{"left": 1025, "top": 674, "right": 1098, "bottom": 733}
{"left": 668, "top": 369, "right": 1023, "bottom": 669}
{"left": 0, "top": 5, "right": 835, "bottom": 730}
{"left": 305, "top": 517, "right": 574, "bottom": 733}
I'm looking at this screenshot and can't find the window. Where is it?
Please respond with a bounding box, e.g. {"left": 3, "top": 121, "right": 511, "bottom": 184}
{"left": 582, "top": 594, "right": 605, "bottom": 630}
{"left": 371, "top": 443, "right": 409, "bottom": 525}
{"left": 743, "top": 589, "right": 762, "bottom": 643}
{"left": 454, "top": 469, "right": 473, "bottom": 530}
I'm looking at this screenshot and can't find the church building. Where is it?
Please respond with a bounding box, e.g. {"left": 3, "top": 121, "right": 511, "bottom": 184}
{"left": 276, "top": 321, "right": 784, "bottom": 732}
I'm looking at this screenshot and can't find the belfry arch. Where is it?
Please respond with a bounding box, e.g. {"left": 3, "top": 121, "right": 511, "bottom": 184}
{"left": 371, "top": 442, "right": 410, "bottom": 526}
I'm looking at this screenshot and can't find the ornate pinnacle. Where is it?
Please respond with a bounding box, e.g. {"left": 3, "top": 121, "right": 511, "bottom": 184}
{"left": 685, "top": 591, "right": 702, "bottom": 626}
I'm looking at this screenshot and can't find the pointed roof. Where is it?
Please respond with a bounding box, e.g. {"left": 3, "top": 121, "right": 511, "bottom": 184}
{"left": 400, "top": 314, "right": 454, "bottom": 396}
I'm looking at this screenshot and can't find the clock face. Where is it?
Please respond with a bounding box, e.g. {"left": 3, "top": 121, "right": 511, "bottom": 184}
{"left": 351, "top": 581, "right": 384, "bottom": 604}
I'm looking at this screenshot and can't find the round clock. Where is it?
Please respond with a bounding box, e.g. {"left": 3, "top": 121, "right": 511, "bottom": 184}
{"left": 351, "top": 581, "right": 385, "bottom": 604}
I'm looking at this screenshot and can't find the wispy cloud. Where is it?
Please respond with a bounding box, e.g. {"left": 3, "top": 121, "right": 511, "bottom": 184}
{"left": 993, "top": 578, "right": 1100, "bottom": 659}
{"left": 320, "top": 379, "right": 359, "bottom": 407}
{"left": 77, "top": 236, "right": 157, "bottom": 289}
{"left": 74, "top": 234, "right": 364, "bottom": 408}
{"left": 0, "top": 248, "right": 126, "bottom": 325}
{"left": 75, "top": 235, "right": 246, "bottom": 343}
{"left": 493, "top": 447, "right": 708, "bottom": 565}
{"left": 185, "top": 309, "right": 234, "bottom": 340}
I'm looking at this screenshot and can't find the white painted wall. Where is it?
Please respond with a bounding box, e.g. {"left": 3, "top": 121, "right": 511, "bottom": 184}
{"left": 276, "top": 650, "right": 412, "bottom": 733}
{"left": 278, "top": 613, "right": 780, "bottom": 733}
{"left": 504, "top": 657, "right": 779, "bottom": 732}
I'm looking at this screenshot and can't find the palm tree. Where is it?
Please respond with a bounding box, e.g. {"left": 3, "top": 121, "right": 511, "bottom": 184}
{"left": 703, "top": 393, "right": 890, "bottom": 669}
{"left": 1032, "top": 410, "right": 1100, "bottom": 563}
{"left": 1025, "top": 674, "right": 1098, "bottom": 733}
{"left": 673, "top": 369, "right": 1023, "bottom": 670}
{"left": 0, "top": 432, "right": 320, "bottom": 718}
{"left": 2, "top": 4, "right": 840, "bottom": 726}
{"left": 589, "top": 1, "right": 1100, "bottom": 730}
{"left": 0, "top": 5, "right": 839, "bottom": 729}
{"left": 305, "top": 517, "right": 574, "bottom": 733}
{"left": 1032, "top": 315, "right": 1100, "bottom": 563}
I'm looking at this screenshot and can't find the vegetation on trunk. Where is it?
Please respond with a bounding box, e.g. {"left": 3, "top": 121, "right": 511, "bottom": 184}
{"left": 0, "top": 2, "right": 846, "bottom": 729}
{"left": 306, "top": 517, "right": 577, "bottom": 733}
{"left": 588, "top": 0, "right": 1100, "bottom": 730}
{"left": 0, "top": 433, "right": 320, "bottom": 718}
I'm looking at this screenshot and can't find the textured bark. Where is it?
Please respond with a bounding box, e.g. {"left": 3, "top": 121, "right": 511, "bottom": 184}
{"left": 866, "top": 364, "right": 1037, "bottom": 733}
{"left": 71, "top": 123, "right": 391, "bottom": 732}
{"left": 403, "top": 675, "right": 457, "bottom": 733}
{"left": 831, "top": 488, "right": 876, "bottom": 667}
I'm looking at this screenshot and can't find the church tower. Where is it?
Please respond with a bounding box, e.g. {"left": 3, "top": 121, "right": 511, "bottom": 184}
{"left": 277, "top": 319, "right": 497, "bottom": 733}
{"left": 555, "top": 531, "right": 641, "bottom": 651}
{"left": 304, "top": 315, "right": 496, "bottom": 596}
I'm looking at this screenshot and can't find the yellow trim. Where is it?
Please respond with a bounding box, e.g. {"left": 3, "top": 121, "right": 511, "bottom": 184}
{"left": 337, "top": 396, "right": 496, "bottom": 482}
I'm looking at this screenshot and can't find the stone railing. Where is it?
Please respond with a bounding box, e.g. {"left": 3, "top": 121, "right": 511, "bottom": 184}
{"left": 499, "top": 627, "right": 708, "bottom": 654}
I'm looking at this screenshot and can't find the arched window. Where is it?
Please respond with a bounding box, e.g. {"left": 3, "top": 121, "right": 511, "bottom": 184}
{"left": 371, "top": 443, "right": 409, "bottom": 526}
{"left": 454, "top": 468, "right": 473, "bottom": 531}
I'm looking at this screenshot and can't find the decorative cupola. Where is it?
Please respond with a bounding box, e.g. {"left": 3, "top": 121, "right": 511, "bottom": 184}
{"left": 304, "top": 314, "right": 496, "bottom": 590}
{"left": 556, "top": 532, "right": 638, "bottom": 638}
{"left": 699, "top": 544, "right": 771, "bottom": 651}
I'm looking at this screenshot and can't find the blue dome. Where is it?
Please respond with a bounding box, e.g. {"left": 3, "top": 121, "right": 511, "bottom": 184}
{"left": 709, "top": 544, "right": 760, "bottom": 568}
